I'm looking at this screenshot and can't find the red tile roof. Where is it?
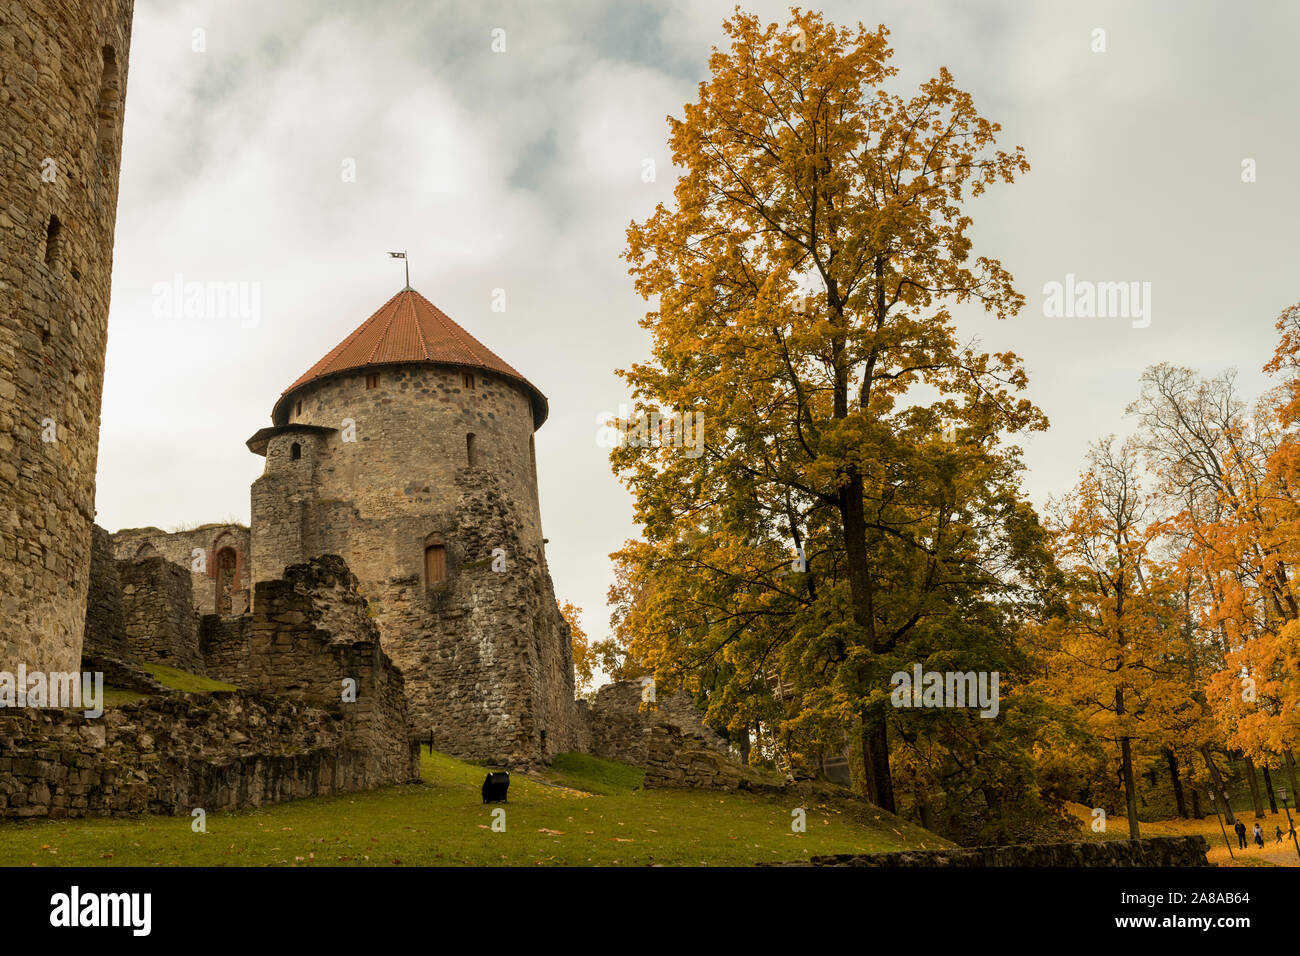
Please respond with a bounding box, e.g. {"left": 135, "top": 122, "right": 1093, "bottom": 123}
{"left": 271, "top": 288, "right": 548, "bottom": 427}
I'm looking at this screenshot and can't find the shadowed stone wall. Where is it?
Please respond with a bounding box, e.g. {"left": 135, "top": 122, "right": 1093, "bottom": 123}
{"left": 82, "top": 524, "right": 126, "bottom": 656}
{"left": 0, "top": 554, "right": 420, "bottom": 819}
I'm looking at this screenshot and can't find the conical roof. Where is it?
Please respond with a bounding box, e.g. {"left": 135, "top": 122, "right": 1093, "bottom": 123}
{"left": 271, "top": 288, "right": 547, "bottom": 427}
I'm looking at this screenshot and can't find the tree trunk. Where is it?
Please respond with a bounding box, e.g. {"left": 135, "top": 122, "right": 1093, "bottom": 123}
{"left": 1201, "top": 746, "right": 1235, "bottom": 826}
{"left": 915, "top": 787, "right": 935, "bottom": 831}
{"left": 1190, "top": 784, "right": 1201, "bottom": 819}
{"left": 1262, "top": 764, "right": 1279, "bottom": 813}
{"left": 1165, "top": 747, "right": 1187, "bottom": 818}
{"left": 1286, "top": 750, "right": 1300, "bottom": 804}
{"left": 853, "top": 718, "right": 894, "bottom": 812}
{"left": 840, "top": 467, "right": 895, "bottom": 813}
{"left": 1242, "top": 752, "right": 1265, "bottom": 819}
{"left": 1115, "top": 686, "right": 1140, "bottom": 839}
{"left": 1120, "top": 735, "right": 1140, "bottom": 839}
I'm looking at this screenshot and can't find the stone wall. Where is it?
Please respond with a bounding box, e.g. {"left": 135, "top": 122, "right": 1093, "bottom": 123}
{"left": 588, "top": 680, "right": 730, "bottom": 767}
{"left": 0, "top": 691, "right": 412, "bottom": 818}
{"left": 82, "top": 524, "right": 126, "bottom": 657}
{"left": 0, "top": 0, "right": 135, "bottom": 674}
{"left": 233, "top": 555, "right": 415, "bottom": 785}
{"left": 642, "top": 722, "right": 776, "bottom": 792}
{"left": 199, "top": 613, "right": 249, "bottom": 685}
{"left": 116, "top": 555, "right": 202, "bottom": 671}
{"left": 0, "top": 553, "right": 421, "bottom": 819}
{"left": 761, "top": 836, "right": 1213, "bottom": 867}
{"left": 111, "top": 523, "right": 251, "bottom": 616}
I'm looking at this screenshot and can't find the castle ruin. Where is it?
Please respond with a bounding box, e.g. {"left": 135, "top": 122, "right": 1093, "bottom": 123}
{"left": 1, "top": 2, "right": 736, "bottom": 808}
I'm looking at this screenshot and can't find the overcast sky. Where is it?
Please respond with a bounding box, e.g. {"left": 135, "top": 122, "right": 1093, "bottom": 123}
{"left": 96, "top": 0, "right": 1300, "bottom": 659}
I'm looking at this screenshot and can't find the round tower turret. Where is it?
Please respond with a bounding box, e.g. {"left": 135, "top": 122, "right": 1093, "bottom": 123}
{"left": 246, "top": 287, "right": 577, "bottom": 766}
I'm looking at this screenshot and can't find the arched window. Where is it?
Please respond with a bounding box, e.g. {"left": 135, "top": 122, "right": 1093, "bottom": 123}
{"left": 466, "top": 433, "right": 477, "bottom": 467}
{"left": 290, "top": 442, "right": 302, "bottom": 460}
{"left": 424, "top": 533, "right": 446, "bottom": 586}
{"left": 133, "top": 542, "right": 158, "bottom": 561}
{"left": 215, "top": 547, "right": 237, "bottom": 615}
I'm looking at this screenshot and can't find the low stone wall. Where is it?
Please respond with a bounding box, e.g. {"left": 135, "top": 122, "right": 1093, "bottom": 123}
{"left": 0, "top": 554, "right": 420, "bottom": 819}
{"left": 117, "top": 556, "right": 203, "bottom": 672}
{"left": 588, "top": 681, "right": 730, "bottom": 766}
{"left": 761, "top": 836, "right": 1212, "bottom": 867}
{"left": 642, "top": 722, "right": 778, "bottom": 792}
{"left": 0, "top": 691, "right": 410, "bottom": 818}
{"left": 83, "top": 525, "right": 127, "bottom": 657}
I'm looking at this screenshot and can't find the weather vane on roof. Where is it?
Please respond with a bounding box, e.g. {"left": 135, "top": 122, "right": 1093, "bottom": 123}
{"left": 388, "top": 250, "right": 411, "bottom": 290}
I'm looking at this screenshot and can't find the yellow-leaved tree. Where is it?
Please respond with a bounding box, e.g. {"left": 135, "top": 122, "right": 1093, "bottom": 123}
{"left": 613, "top": 8, "right": 1044, "bottom": 813}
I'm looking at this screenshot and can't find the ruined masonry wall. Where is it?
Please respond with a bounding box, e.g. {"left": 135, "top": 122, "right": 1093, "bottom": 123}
{"left": 115, "top": 555, "right": 202, "bottom": 671}
{"left": 0, "top": 554, "right": 420, "bottom": 819}
{"left": 0, "top": 692, "right": 403, "bottom": 818}
{"left": 588, "top": 680, "right": 730, "bottom": 767}
{"left": 111, "top": 524, "right": 250, "bottom": 616}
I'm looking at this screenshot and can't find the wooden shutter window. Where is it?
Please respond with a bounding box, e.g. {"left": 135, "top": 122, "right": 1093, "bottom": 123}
{"left": 424, "top": 535, "right": 446, "bottom": 586}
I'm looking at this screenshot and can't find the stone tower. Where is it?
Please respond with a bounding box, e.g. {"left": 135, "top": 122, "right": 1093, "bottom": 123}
{"left": 0, "top": 0, "right": 134, "bottom": 673}
{"left": 246, "top": 287, "right": 579, "bottom": 766}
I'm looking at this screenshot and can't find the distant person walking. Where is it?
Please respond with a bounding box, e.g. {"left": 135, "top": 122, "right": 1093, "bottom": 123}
{"left": 1276, "top": 825, "right": 1284, "bottom": 844}
{"left": 1253, "top": 823, "right": 1264, "bottom": 848}
{"left": 1235, "top": 820, "right": 1248, "bottom": 849}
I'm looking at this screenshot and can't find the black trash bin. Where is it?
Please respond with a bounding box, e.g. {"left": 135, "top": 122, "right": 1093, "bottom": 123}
{"left": 481, "top": 771, "right": 509, "bottom": 804}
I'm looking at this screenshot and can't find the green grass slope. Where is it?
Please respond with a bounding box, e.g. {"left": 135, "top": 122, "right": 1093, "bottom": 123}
{"left": 0, "top": 750, "right": 947, "bottom": 866}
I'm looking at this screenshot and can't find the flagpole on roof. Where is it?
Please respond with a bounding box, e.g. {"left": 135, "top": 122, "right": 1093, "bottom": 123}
{"left": 389, "top": 250, "right": 411, "bottom": 290}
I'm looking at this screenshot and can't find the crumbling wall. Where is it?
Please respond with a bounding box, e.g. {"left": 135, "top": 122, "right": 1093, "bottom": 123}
{"left": 588, "top": 680, "right": 729, "bottom": 767}
{"left": 116, "top": 555, "right": 202, "bottom": 672}
{"left": 111, "top": 523, "right": 251, "bottom": 616}
{"left": 237, "top": 555, "right": 416, "bottom": 785}
{"left": 641, "top": 722, "right": 774, "bottom": 791}
{"left": 200, "top": 614, "right": 249, "bottom": 685}
{"left": 0, "top": 554, "right": 421, "bottom": 819}
{"left": 0, "top": 692, "right": 409, "bottom": 818}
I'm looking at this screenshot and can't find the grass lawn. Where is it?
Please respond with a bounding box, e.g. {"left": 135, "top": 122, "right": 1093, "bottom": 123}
{"left": 93, "top": 661, "right": 238, "bottom": 709}
{"left": 139, "top": 663, "right": 237, "bottom": 694}
{"left": 0, "top": 750, "right": 947, "bottom": 867}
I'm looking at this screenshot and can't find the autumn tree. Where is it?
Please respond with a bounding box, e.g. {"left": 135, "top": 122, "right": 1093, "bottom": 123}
{"left": 615, "top": 9, "right": 1043, "bottom": 812}
{"left": 1129, "top": 360, "right": 1300, "bottom": 815}
{"left": 1033, "top": 439, "right": 1198, "bottom": 839}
